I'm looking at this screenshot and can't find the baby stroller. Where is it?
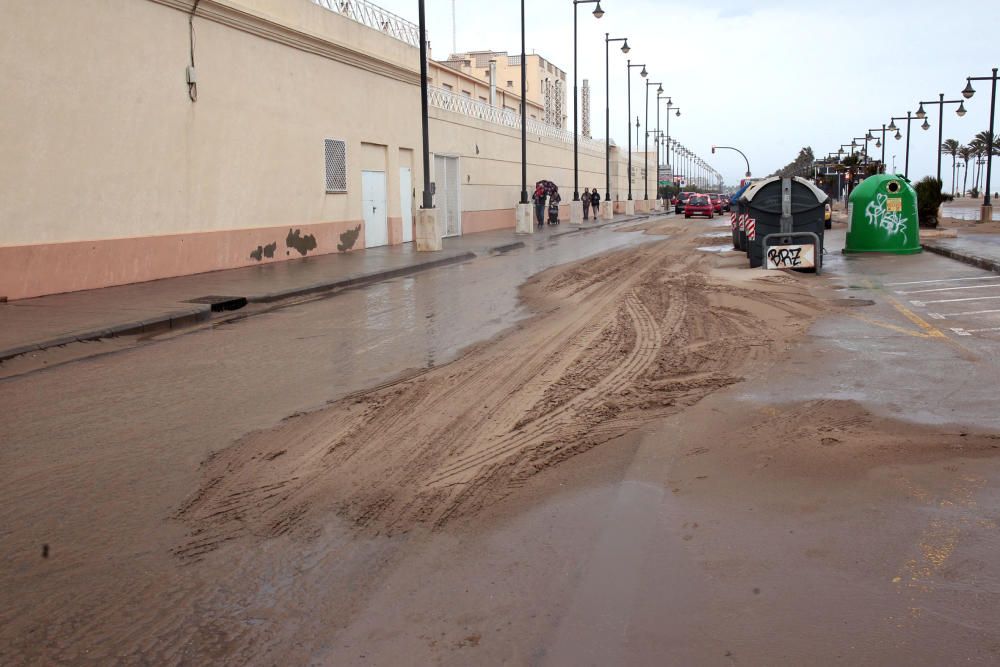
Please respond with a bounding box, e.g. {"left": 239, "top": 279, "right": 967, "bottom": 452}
{"left": 547, "top": 198, "right": 561, "bottom": 225}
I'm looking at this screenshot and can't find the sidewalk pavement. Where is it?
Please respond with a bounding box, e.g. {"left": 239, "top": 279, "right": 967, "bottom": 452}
{"left": 922, "top": 232, "right": 1000, "bottom": 275}
{"left": 0, "top": 213, "right": 653, "bottom": 362}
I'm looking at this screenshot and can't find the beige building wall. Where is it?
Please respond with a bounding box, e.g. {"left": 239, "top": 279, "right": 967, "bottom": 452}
{"left": 429, "top": 107, "right": 615, "bottom": 233}
{"left": 0, "top": 0, "right": 423, "bottom": 299}
{"left": 0, "top": 0, "right": 622, "bottom": 301}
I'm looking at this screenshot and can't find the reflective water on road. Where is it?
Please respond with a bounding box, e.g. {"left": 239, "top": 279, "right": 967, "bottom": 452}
{"left": 942, "top": 201, "right": 1000, "bottom": 221}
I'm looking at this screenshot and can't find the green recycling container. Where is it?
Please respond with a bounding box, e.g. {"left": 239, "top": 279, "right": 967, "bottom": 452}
{"left": 845, "top": 174, "right": 921, "bottom": 254}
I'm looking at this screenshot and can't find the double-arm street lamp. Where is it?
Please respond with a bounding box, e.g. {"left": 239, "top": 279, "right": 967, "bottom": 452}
{"left": 604, "top": 33, "right": 629, "bottom": 201}
{"left": 660, "top": 97, "right": 681, "bottom": 178}
{"left": 644, "top": 80, "right": 663, "bottom": 200}
{"left": 963, "top": 68, "right": 998, "bottom": 218}
{"left": 888, "top": 113, "right": 914, "bottom": 178}
{"left": 853, "top": 137, "right": 868, "bottom": 166}
{"left": 866, "top": 125, "right": 887, "bottom": 169}
{"left": 710, "top": 145, "right": 751, "bottom": 179}
{"left": 916, "top": 93, "right": 968, "bottom": 181}
{"left": 626, "top": 59, "right": 647, "bottom": 200}
{"left": 572, "top": 0, "right": 605, "bottom": 203}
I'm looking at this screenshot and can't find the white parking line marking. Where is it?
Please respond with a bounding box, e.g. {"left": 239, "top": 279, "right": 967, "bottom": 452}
{"left": 886, "top": 275, "right": 1000, "bottom": 287}
{"left": 927, "top": 308, "right": 1000, "bottom": 319}
{"left": 955, "top": 326, "right": 1000, "bottom": 335}
{"left": 898, "top": 283, "right": 1000, "bottom": 295}
{"left": 912, "top": 295, "right": 1000, "bottom": 306}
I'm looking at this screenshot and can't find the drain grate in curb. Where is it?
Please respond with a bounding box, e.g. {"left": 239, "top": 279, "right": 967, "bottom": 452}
{"left": 184, "top": 295, "right": 248, "bottom": 312}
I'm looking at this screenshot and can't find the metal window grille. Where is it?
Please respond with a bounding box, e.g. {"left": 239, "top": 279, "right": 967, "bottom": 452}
{"left": 325, "top": 139, "right": 347, "bottom": 193}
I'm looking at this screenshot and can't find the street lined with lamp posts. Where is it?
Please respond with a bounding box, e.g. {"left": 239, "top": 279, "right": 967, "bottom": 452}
{"left": 4, "top": 1, "right": 1000, "bottom": 664}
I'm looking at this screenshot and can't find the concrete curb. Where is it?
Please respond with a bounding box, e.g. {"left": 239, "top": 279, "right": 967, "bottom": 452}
{"left": 921, "top": 242, "right": 1000, "bottom": 275}
{"left": 0, "top": 306, "right": 213, "bottom": 364}
{"left": 0, "top": 251, "right": 478, "bottom": 364}
{"left": 248, "top": 251, "right": 477, "bottom": 303}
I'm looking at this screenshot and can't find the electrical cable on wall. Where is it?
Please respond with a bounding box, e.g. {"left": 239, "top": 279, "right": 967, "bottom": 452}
{"left": 188, "top": 0, "right": 202, "bottom": 102}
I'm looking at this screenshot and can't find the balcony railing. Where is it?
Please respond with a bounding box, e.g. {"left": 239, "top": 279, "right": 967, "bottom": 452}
{"left": 427, "top": 86, "right": 606, "bottom": 154}
{"left": 311, "top": 0, "right": 421, "bottom": 48}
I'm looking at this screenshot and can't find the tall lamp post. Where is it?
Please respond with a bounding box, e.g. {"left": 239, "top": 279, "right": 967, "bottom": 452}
{"left": 644, "top": 81, "right": 663, "bottom": 201}
{"left": 853, "top": 137, "right": 868, "bottom": 167}
{"left": 963, "top": 67, "right": 998, "bottom": 221}
{"left": 626, "top": 60, "right": 647, "bottom": 201}
{"left": 889, "top": 112, "right": 914, "bottom": 178}
{"left": 604, "top": 33, "right": 629, "bottom": 202}
{"left": 572, "top": 0, "right": 605, "bottom": 209}
{"left": 654, "top": 95, "right": 679, "bottom": 201}
{"left": 418, "top": 0, "right": 433, "bottom": 210}
{"left": 865, "top": 126, "right": 887, "bottom": 171}
{"left": 519, "top": 0, "right": 528, "bottom": 207}
{"left": 710, "top": 145, "right": 751, "bottom": 179}
{"left": 915, "top": 93, "right": 967, "bottom": 181}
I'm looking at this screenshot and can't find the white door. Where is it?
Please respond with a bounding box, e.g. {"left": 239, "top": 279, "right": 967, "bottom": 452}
{"left": 362, "top": 170, "right": 388, "bottom": 248}
{"left": 400, "top": 167, "right": 413, "bottom": 244}
{"left": 434, "top": 155, "right": 462, "bottom": 237}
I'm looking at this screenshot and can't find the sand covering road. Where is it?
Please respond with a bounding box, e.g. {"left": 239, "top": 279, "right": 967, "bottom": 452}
{"left": 174, "top": 221, "right": 824, "bottom": 557}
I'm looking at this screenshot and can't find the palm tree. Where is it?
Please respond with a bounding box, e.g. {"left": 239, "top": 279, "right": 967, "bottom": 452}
{"left": 941, "top": 139, "right": 961, "bottom": 196}
{"left": 959, "top": 144, "right": 974, "bottom": 197}
{"left": 973, "top": 131, "right": 1000, "bottom": 198}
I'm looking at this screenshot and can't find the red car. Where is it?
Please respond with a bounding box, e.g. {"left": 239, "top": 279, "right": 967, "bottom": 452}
{"left": 708, "top": 194, "right": 724, "bottom": 214}
{"left": 684, "top": 194, "right": 715, "bottom": 219}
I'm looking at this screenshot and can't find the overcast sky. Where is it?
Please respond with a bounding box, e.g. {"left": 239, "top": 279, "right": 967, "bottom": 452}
{"left": 371, "top": 0, "right": 998, "bottom": 187}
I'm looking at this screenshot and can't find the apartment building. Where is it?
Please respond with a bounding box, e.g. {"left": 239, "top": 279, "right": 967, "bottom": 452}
{"left": 439, "top": 51, "right": 568, "bottom": 130}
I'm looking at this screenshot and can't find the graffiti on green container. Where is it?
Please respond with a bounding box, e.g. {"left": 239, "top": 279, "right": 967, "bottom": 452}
{"left": 864, "top": 193, "right": 909, "bottom": 243}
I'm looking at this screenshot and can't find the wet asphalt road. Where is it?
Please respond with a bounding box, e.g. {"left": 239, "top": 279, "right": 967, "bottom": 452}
{"left": 5, "top": 218, "right": 1000, "bottom": 664}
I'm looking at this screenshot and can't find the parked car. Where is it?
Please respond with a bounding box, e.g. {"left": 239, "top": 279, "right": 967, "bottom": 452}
{"left": 708, "top": 194, "right": 724, "bottom": 214}
{"left": 684, "top": 194, "right": 714, "bottom": 219}
{"left": 674, "top": 191, "right": 693, "bottom": 214}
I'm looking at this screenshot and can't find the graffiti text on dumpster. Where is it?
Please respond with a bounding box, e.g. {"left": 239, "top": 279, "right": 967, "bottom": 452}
{"left": 766, "top": 244, "right": 816, "bottom": 270}
{"left": 865, "top": 193, "right": 908, "bottom": 242}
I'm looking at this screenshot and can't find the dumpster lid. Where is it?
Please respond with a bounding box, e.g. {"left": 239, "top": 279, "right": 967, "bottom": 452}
{"left": 740, "top": 176, "right": 829, "bottom": 204}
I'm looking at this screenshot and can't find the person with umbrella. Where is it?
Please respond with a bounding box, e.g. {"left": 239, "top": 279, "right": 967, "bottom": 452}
{"left": 532, "top": 183, "right": 547, "bottom": 227}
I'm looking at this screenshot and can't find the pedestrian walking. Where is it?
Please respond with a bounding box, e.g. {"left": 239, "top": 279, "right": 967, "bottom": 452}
{"left": 582, "top": 188, "right": 591, "bottom": 220}
{"left": 590, "top": 189, "right": 602, "bottom": 218}
{"left": 533, "top": 184, "right": 546, "bottom": 227}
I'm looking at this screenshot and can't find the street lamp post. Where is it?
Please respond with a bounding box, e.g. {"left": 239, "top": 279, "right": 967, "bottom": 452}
{"left": 889, "top": 112, "right": 914, "bottom": 178}
{"left": 866, "top": 126, "right": 887, "bottom": 171}
{"left": 604, "top": 33, "right": 629, "bottom": 202}
{"left": 626, "top": 60, "right": 647, "bottom": 201}
{"left": 645, "top": 81, "right": 662, "bottom": 201}
{"left": 710, "top": 145, "right": 751, "bottom": 179}
{"left": 572, "top": 0, "right": 605, "bottom": 207}
{"left": 853, "top": 137, "right": 868, "bottom": 168}
{"left": 963, "top": 67, "right": 998, "bottom": 221}
{"left": 519, "top": 0, "right": 527, "bottom": 207}
{"left": 916, "top": 93, "right": 968, "bottom": 181}
{"left": 418, "top": 0, "right": 432, "bottom": 212}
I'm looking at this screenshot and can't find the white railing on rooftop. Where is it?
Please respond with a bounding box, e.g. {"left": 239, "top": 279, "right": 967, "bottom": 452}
{"left": 311, "top": 0, "right": 420, "bottom": 48}
{"left": 427, "top": 86, "right": 606, "bottom": 154}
